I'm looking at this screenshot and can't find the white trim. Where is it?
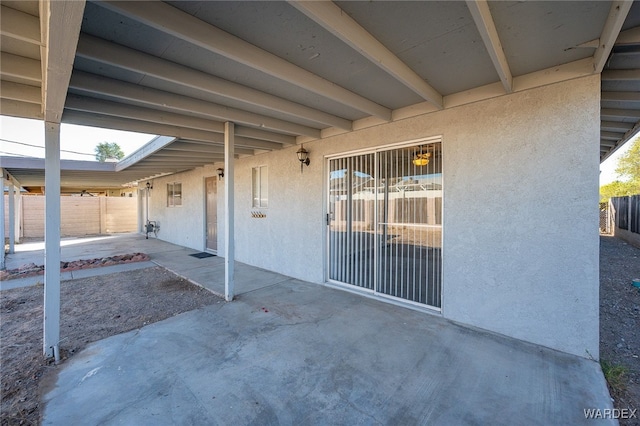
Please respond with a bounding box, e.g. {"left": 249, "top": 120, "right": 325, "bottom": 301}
{"left": 325, "top": 135, "right": 443, "bottom": 160}
{"left": 251, "top": 165, "right": 269, "bottom": 209}
{"left": 324, "top": 280, "right": 442, "bottom": 315}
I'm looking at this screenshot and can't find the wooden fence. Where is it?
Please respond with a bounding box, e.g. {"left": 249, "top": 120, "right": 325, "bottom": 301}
{"left": 610, "top": 195, "right": 640, "bottom": 247}
{"left": 4, "top": 195, "right": 137, "bottom": 239}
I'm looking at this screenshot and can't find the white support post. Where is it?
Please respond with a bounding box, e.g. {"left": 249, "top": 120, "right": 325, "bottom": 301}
{"left": 43, "top": 122, "right": 61, "bottom": 359}
{"left": 224, "top": 121, "right": 235, "bottom": 301}
{"left": 8, "top": 182, "right": 15, "bottom": 254}
{"left": 0, "top": 170, "right": 5, "bottom": 270}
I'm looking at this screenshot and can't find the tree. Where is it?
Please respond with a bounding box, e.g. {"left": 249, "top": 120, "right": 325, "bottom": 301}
{"left": 600, "top": 139, "right": 640, "bottom": 201}
{"left": 615, "top": 138, "right": 640, "bottom": 187}
{"left": 95, "top": 142, "right": 125, "bottom": 162}
{"left": 600, "top": 180, "right": 636, "bottom": 202}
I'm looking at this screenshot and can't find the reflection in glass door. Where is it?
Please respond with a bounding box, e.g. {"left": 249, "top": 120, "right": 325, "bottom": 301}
{"left": 328, "top": 141, "right": 442, "bottom": 309}
{"left": 328, "top": 153, "right": 376, "bottom": 290}
{"left": 377, "top": 145, "right": 442, "bottom": 307}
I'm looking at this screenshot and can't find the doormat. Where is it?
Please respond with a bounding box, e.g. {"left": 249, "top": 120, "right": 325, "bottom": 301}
{"left": 189, "top": 252, "right": 216, "bottom": 259}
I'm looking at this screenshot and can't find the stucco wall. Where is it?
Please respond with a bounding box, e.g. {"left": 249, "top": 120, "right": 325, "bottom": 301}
{"left": 147, "top": 165, "right": 224, "bottom": 252}
{"left": 150, "top": 75, "right": 600, "bottom": 358}
{"left": 147, "top": 170, "right": 203, "bottom": 250}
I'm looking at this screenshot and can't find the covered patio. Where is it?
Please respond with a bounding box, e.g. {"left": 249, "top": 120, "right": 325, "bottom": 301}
{"left": 0, "top": 232, "right": 615, "bottom": 424}
{"left": 3, "top": 1, "right": 637, "bottom": 422}
{"left": 2, "top": 232, "right": 293, "bottom": 297}
{"left": 19, "top": 239, "right": 608, "bottom": 426}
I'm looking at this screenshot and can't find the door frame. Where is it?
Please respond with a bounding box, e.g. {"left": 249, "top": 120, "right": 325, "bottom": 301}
{"left": 204, "top": 176, "right": 218, "bottom": 254}
{"left": 324, "top": 136, "right": 444, "bottom": 312}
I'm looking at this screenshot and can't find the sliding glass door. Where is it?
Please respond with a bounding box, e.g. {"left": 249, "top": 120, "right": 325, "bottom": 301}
{"left": 328, "top": 140, "right": 442, "bottom": 309}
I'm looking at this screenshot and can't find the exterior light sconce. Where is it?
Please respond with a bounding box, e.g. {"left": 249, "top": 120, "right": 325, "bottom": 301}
{"left": 296, "top": 144, "right": 310, "bottom": 173}
{"left": 217, "top": 168, "right": 224, "bottom": 180}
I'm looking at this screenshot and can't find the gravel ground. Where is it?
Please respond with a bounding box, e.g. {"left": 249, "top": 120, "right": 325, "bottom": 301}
{"left": 0, "top": 267, "right": 222, "bottom": 426}
{"left": 599, "top": 235, "right": 640, "bottom": 425}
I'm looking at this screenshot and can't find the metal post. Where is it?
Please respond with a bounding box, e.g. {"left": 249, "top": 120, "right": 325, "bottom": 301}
{"left": 146, "top": 185, "right": 150, "bottom": 239}
{"left": 224, "top": 121, "right": 235, "bottom": 301}
{"left": 8, "top": 182, "right": 15, "bottom": 254}
{"left": 0, "top": 170, "right": 5, "bottom": 270}
{"left": 43, "top": 122, "right": 61, "bottom": 358}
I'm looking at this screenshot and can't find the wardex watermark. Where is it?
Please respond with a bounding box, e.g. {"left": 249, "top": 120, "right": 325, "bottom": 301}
{"left": 584, "top": 408, "right": 637, "bottom": 419}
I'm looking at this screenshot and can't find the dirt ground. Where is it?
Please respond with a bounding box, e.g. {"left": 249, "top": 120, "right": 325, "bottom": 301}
{"left": 599, "top": 236, "right": 640, "bottom": 426}
{"left": 0, "top": 266, "right": 222, "bottom": 426}
{"left": 1, "top": 236, "right": 639, "bottom": 425}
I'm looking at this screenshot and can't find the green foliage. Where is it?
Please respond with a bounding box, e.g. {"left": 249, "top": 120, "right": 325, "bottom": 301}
{"left": 600, "top": 359, "right": 628, "bottom": 395}
{"left": 94, "top": 142, "right": 125, "bottom": 162}
{"left": 615, "top": 139, "right": 640, "bottom": 186}
{"left": 600, "top": 180, "right": 637, "bottom": 202}
{"left": 601, "top": 139, "right": 640, "bottom": 201}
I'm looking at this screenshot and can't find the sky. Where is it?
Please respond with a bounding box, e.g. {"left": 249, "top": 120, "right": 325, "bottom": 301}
{"left": 0, "top": 115, "right": 635, "bottom": 186}
{"left": 599, "top": 137, "right": 635, "bottom": 186}
{"left": 0, "top": 115, "right": 156, "bottom": 161}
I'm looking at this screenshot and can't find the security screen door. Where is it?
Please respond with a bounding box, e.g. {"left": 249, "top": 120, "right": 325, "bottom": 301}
{"left": 205, "top": 176, "right": 218, "bottom": 253}
{"left": 328, "top": 140, "right": 442, "bottom": 308}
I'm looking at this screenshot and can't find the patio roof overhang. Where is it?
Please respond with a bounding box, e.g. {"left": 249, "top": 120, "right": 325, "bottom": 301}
{"left": 1, "top": 0, "right": 639, "bottom": 187}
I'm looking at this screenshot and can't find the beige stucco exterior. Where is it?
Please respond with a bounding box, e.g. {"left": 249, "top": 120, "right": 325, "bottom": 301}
{"left": 147, "top": 75, "right": 600, "bottom": 358}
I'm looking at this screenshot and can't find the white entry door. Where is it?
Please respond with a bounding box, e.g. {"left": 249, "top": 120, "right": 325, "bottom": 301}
{"left": 327, "top": 140, "right": 443, "bottom": 309}
{"left": 205, "top": 176, "right": 218, "bottom": 252}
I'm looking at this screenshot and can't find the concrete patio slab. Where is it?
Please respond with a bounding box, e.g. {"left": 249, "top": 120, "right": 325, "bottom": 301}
{"left": 0, "top": 261, "right": 155, "bottom": 291}
{"left": 4, "top": 234, "right": 169, "bottom": 270}
{"left": 2, "top": 233, "right": 284, "bottom": 296}
{"left": 41, "top": 279, "right": 614, "bottom": 425}
{"left": 4, "top": 233, "right": 615, "bottom": 424}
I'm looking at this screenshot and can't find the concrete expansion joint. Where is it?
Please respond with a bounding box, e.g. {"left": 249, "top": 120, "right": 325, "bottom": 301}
{"left": 267, "top": 314, "right": 335, "bottom": 329}
{"left": 234, "top": 278, "right": 295, "bottom": 296}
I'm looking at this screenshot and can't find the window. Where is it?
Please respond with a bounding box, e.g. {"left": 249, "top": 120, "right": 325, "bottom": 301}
{"left": 167, "top": 182, "right": 182, "bottom": 207}
{"left": 252, "top": 166, "right": 268, "bottom": 208}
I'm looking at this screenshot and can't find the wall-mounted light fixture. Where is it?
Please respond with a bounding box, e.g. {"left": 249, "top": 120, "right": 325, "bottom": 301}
{"left": 145, "top": 181, "right": 153, "bottom": 239}
{"left": 296, "top": 144, "right": 310, "bottom": 173}
{"left": 217, "top": 168, "right": 224, "bottom": 180}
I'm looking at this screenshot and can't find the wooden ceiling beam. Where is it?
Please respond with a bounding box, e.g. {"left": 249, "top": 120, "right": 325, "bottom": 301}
{"left": 290, "top": 1, "right": 443, "bottom": 108}
{"left": 465, "top": 0, "right": 513, "bottom": 93}
{"left": 0, "top": 5, "right": 41, "bottom": 45}
{"left": 75, "top": 35, "right": 351, "bottom": 130}
{"left": 594, "top": 1, "right": 633, "bottom": 73}
{"left": 100, "top": 1, "right": 391, "bottom": 120}
{"left": 42, "top": 0, "right": 86, "bottom": 123}
{"left": 65, "top": 94, "right": 224, "bottom": 133}
{"left": 69, "top": 70, "right": 320, "bottom": 138}
{"left": 62, "top": 109, "right": 222, "bottom": 142}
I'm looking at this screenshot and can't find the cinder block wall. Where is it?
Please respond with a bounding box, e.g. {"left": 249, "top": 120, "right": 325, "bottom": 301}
{"left": 17, "top": 196, "right": 137, "bottom": 238}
